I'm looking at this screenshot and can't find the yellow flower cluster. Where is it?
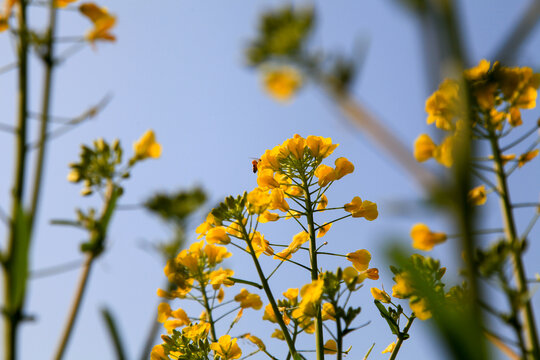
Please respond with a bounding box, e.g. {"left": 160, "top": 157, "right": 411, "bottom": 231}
{"left": 415, "top": 60, "right": 540, "bottom": 167}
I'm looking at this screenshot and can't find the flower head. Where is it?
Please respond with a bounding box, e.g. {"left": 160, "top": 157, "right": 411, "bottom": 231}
{"left": 410, "top": 223, "right": 447, "bottom": 251}
{"left": 132, "top": 130, "right": 162, "bottom": 161}
{"left": 344, "top": 197, "right": 378, "bottom": 221}
{"left": 79, "top": 3, "right": 117, "bottom": 43}
{"left": 262, "top": 66, "right": 302, "bottom": 102}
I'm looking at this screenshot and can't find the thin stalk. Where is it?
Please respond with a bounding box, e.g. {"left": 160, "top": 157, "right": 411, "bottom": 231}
{"left": 388, "top": 315, "right": 415, "bottom": 360}
{"left": 240, "top": 223, "right": 299, "bottom": 358}
{"left": 336, "top": 315, "right": 343, "bottom": 360}
{"left": 487, "top": 128, "right": 540, "bottom": 359}
{"left": 4, "top": 1, "right": 30, "bottom": 359}
{"left": 301, "top": 175, "right": 324, "bottom": 360}
{"left": 200, "top": 283, "right": 217, "bottom": 342}
{"left": 53, "top": 253, "right": 95, "bottom": 360}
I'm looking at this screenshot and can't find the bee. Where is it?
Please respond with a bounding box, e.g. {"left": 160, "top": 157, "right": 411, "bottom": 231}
{"left": 252, "top": 159, "right": 261, "bottom": 173}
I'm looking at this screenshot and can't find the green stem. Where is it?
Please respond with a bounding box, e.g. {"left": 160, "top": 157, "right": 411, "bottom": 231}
{"left": 336, "top": 315, "right": 343, "bottom": 360}
{"left": 200, "top": 281, "right": 217, "bottom": 342}
{"left": 388, "top": 316, "right": 415, "bottom": 360}
{"left": 487, "top": 128, "right": 540, "bottom": 360}
{"left": 4, "top": 1, "right": 30, "bottom": 359}
{"left": 240, "top": 222, "right": 299, "bottom": 358}
{"left": 301, "top": 176, "right": 324, "bottom": 360}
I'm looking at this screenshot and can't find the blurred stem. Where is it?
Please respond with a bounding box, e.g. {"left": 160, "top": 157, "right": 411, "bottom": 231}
{"left": 301, "top": 174, "right": 324, "bottom": 360}
{"left": 200, "top": 280, "right": 217, "bottom": 342}
{"left": 240, "top": 223, "right": 299, "bottom": 358}
{"left": 4, "top": 1, "right": 29, "bottom": 359}
{"left": 336, "top": 315, "right": 343, "bottom": 360}
{"left": 139, "top": 281, "right": 172, "bottom": 360}
{"left": 54, "top": 182, "right": 119, "bottom": 360}
{"left": 388, "top": 315, "right": 415, "bottom": 360}
{"left": 101, "top": 307, "right": 127, "bottom": 360}
{"left": 487, "top": 127, "right": 540, "bottom": 360}
{"left": 53, "top": 253, "right": 95, "bottom": 360}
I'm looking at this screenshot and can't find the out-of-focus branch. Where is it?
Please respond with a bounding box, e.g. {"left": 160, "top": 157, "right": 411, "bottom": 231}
{"left": 333, "top": 93, "right": 439, "bottom": 192}
{"left": 492, "top": 0, "right": 540, "bottom": 64}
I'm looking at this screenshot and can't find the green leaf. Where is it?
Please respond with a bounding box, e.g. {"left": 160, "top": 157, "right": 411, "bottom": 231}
{"left": 101, "top": 307, "right": 127, "bottom": 360}
{"left": 374, "top": 300, "right": 400, "bottom": 336}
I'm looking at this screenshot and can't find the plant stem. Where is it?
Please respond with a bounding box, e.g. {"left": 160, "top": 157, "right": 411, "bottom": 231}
{"left": 3, "top": 1, "right": 30, "bottom": 359}
{"left": 241, "top": 223, "right": 299, "bottom": 358}
{"left": 487, "top": 128, "right": 540, "bottom": 360}
{"left": 388, "top": 315, "right": 415, "bottom": 360}
{"left": 301, "top": 176, "right": 324, "bottom": 360}
{"left": 200, "top": 281, "right": 218, "bottom": 342}
{"left": 53, "top": 253, "right": 95, "bottom": 360}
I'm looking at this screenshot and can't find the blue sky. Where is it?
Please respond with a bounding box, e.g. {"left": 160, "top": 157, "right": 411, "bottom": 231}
{"left": 0, "top": 0, "right": 539, "bottom": 359}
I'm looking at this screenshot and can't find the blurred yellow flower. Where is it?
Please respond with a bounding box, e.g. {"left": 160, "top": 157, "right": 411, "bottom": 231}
{"left": 425, "top": 79, "right": 460, "bottom": 131}
{"left": 317, "top": 194, "right": 328, "bottom": 210}
{"left": 182, "top": 322, "right": 210, "bottom": 341}
{"left": 150, "top": 345, "right": 167, "bottom": 360}
{"left": 234, "top": 288, "right": 263, "bottom": 310}
{"left": 247, "top": 187, "right": 272, "bottom": 214}
{"left": 271, "top": 328, "right": 285, "bottom": 340}
{"left": 262, "top": 66, "right": 302, "bottom": 102}
{"left": 204, "top": 243, "right": 231, "bottom": 266}
{"left": 133, "top": 129, "right": 162, "bottom": 160}
{"left": 55, "top": 0, "right": 77, "bottom": 8}
{"left": 414, "top": 134, "right": 436, "bottom": 162}
{"left": 157, "top": 302, "right": 172, "bottom": 323}
{"left": 468, "top": 185, "right": 487, "bottom": 206}
{"left": 321, "top": 302, "right": 336, "bottom": 321}
{"left": 324, "top": 339, "right": 338, "bottom": 354}
{"left": 392, "top": 273, "right": 413, "bottom": 299}
{"left": 283, "top": 288, "right": 299, "bottom": 302}
{"left": 0, "top": 0, "right": 16, "bottom": 33}
{"left": 249, "top": 231, "right": 274, "bottom": 257}
{"left": 382, "top": 342, "right": 396, "bottom": 354}
{"left": 317, "top": 222, "right": 332, "bottom": 238}
{"left": 209, "top": 268, "right": 235, "bottom": 287}
{"left": 79, "top": 3, "right": 117, "bottom": 42}
{"left": 518, "top": 149, "right": 538, "bottom": 168}
{"left": 344, "top": 196, "right": 378, "bottom": 221}
{"left": 410, "top": 297, "right": 431, "bottom": 320}
{"left": 346, "top": 249, "right": 371, "bottom": 271}
{"left": 206, "top": 226, "right": 231, "bottom": 245}
{"left": 411, "top": 223, "right": 447, "bottom": 251}
{"left": 245, "top": 334, "right": 265, "bottom": 351}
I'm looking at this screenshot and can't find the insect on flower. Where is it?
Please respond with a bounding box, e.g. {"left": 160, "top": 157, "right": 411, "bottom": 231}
{"left": 251, "top": 159, "right": 261, "bottom": 173}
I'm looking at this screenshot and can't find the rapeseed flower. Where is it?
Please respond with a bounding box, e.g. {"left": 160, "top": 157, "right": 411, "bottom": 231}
{"left": 468, "top": 185, "right": 487, "bottom": 206}
{"left": 234, "top": 288, "right": 263, "bottom": 310}
{"left": 262, "top": 66, "right": 302, "bottom": 102}
{"left": 411, "top": 223, "right": 447, "bottom": 251}
{"left": 344, "top": 197, "right": 378, "bottom": 220}
{"left": 132, "top": 129, "right": 161, "bottom": 161}
{"left": 79, "top": 3, "right": 117, "bottom": 42}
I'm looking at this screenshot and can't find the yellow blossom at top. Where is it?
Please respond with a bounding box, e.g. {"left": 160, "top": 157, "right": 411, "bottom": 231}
{"left": 262, "top": 66, "right": 302, "bottom": 102}
{"left": 468, "top": 185, "right": 487, "bottom": 206}
{"left": 410, "top": 223, "right": 447, "bottom": 251}
{"left": 464, "top": 59, "right": 491, "bottom": 81}
{"left": 79, "top": 3, "right": 117, "bottom": 42}
{"left": 257, "top": 168, "right": 279, "bottom": 189}
{"left": 132, "top": 130, "right": 162, "bottom": 160}
{"left": 195, "top": 213, "right": 216, "bottom": 239}
{"left": 284, "top": 134, "right": 306, "bottom": 159}
{"left": 344, "top": 196, "right": 378, "bottom": 221}
{"left": 234, "top": 288, "right": 263, "bottom": 310}
{"left": 306, "top": 135, "right": 338, "bottom": 158}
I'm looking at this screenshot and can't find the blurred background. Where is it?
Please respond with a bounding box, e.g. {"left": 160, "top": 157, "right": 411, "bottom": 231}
{"left": 0, "top": 0, "right": 539, "bottom": 359}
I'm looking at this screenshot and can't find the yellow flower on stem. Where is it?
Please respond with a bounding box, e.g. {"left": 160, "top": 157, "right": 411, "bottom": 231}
{"left": 324, "top": 339, "right": 338, "bottom": 354}
{"left": 306, "top": 135, "right": 338, "bottom": 158}
{"left": 195, "top": 213, "right": 216, "bottom": 239}
{"left": 410, "top": 297, "right": 432, "bottom": 320}
{"left": 234, "top": 288, "right": 263, "bottom": 310}
{"left": 262, "top": 66, "right": 302, "bottom": 102}
{"left": 464, "top": 59, "right": 491, "bottom": 81}
{"left": 468, "top": 185, "right": 487, "bottom": 206}
{"left": 0, "top": 0, "right": 16, "bottom": 33}
{"left": 273, "top": 231, "right": 309, "bottom": 261}
{"left": 371, "top": 287, "right": 391, "bottom": 303}
{"left": 344, "top": 196, "right": 378, "bottom": 221}
{"left": 226, "top": 219, "right": 246, "bottom": 238}
{"left": 410, "top": 223, "right": 447, "bottom": 251}
{"left": 150, "top": 345, "right": 167, "bottom": 360}
{"left": 262, "top": 303, "right": 278, "bottom": 323}
{"left": 297, "top": 279, "right": 324, "bottom": 317}
{"left": 334, "top": 157, "right": 354, "bottom": 179}
{"left": 271, "top": 329, "right": 285, "bottom": 340}
{"left": 247, "top": 187, "right": 272, "bottom": 214}
{"left": 257, "top": 168, "right": 279, "bottom": 189}
{"left": 258, "top": 211, "right": 279, "bottom": 223}
{"left": 284, "top": 134, "right": 306, "bottom": 159}
{"left": 270, "top": 188, "right": 289, "bottom": 212}
{"left": 182, "top": 322, "right": 211, "bottom": 341}
{"left": 204, "top": 243, "right": 231, "bottom": 267}
{"left": 314, "top": 164, "right": 336, "bottom": 187}
{"left": 249, "top": 231, "right": 274, "bottom": 257}
{"left": 217, "top": 287, "right": 225, "bottom": 303}
{"left": 209, "top": 268, "right": 235, "bottom": 288}
{"left": 206, "top": 226, "right": 231, "bottom": 245}
{"left": 425, "top": 79, "right": 460, "bottom": 131}
{"left": 414, "top": 134, "right": 436, "bottom": 162}
{"left": 79, "top": 3, "right": 117, "bottom": 43}
{"left": 392, "top": 273, "right": 413, "bottom": 299}
{"left": 283, "top": 288, "right": 299, "bottom": 302}
{"left": 245, "top": 334, "right": 266, "bottom": 351}
{"left": 132, "top": 129, "right": 162, "bottom": 161}
{"left": 317, "top": 222, "right": 332, "bottom": 238}
{"left": 55, "top": 0, "right": 77, "bottom": 8}
{"left": 321, "top": 302, "right": 336, "bottom": 321}
{"left": 382, "top": 342, "right": 396, "bottom": 354}
{"left": 157, "top": 303, "right": 172, "bottom": 323}
{"left": 317, "top": 194, "right": 328, "bottom": 210}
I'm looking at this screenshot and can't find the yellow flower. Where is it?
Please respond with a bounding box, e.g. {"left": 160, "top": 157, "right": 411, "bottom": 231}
{"left": 247, "top": 187, "right": 272, "bottom": 214}
{"left": 317, "top": 222, "right": 332, "bottom": 238}
{"left": 433, "top": 135, "right": 454, "bottom": 167}
{"left": 79, "top": 3, "right": 116, "bottom": 42}
{"left": 518, "top": 149, "right": 539, "bottom": 168}
{"left": 344, "top": 196, "right": 378, "bottom": 221}
{"left": 284, "top": 134, "right": 306, "bottom": 159}
{"left": 342, "top": 266, "right": 360, "bottom": 286}
{"left": 257, "top": 168, "right": 279, "bottom": 189}
{"left": 182, "top": 322, "right": 211, "bottom": 341}
{"left": 249, "top": 231, "right": 274, "bottom": 257}
{"left": 411, "top": 223, "right": 447, "bottom": 251}
{"left": 195, "top": 213, "right": 216, "bottom": 239}
{"left": 150, "top": 344, "right": 167, "bottom": 360}
{"left": 245, "top": 334, "right": 266, "bottom": 351}
{"left": 314, "top": 164, "right": 336, "bottom": 187}
{"left": 270, "top": 188, "right": 289, "bottom": 212}
{"left": 371, "top": 287, "right": 391, "bottom": 303}
{"left": 414, "top": 134, "right": 436, "bottom": 162}
{"left": 204, "top": 243, "right": 231, "bottom": 267}
{"left": 259, "top": 146, "right": 281, "bottom": 171}
{"left": 234, "top": 288, "right": 263, "bottom": 310}
{"left": 410, "top": 297, "right": 431, "bottom": 320}
{"left": 55, "top": 0, "right": 77, "bottom": 8}
{"left": 262, "top": 66, "right": 302, "bottom": 102}
{"left": 321, "top": 302, "right": 336, "bottom": 321}
{"left": 0, "top": 0, "right": 16, "bottom": 33}
{"left": 392, "top": 273, "right": 413, "bottom": 299}
{"left": 324, "top": 339, "right": 338, "bottom": 354}
{"left": 157, "top": 303, "right": 172, "bottom": 323}
{"left": 509, "top": 107, "right": 522, "bottom": 127}
{"left": 283, "top": 288, "right": 299, "bottom": 302}
{"left": 164, "top": 319, "right": 189, "bottom": 333}
{"left": 468, "top": 185, "right": 487, "bottom": 206}
{"left": 206, "top": 226, "right": 231, "bottom": 245}
{"left": 297, "top": 279, "right": 324, "bottom": 317}
{"left": 271, "top": 329, "right": 285, "bottom": 340}
{"left": 273, "top": 231, "right": 309, "bottom": 261}
{"left": 346, "top": 249, "right": 371, "bottom": 272}
{"left": 259, "top": 211, "right": 279, "bottom": 223}
{"left": 209, "top": 268, "right": 235, "bottom": 287}
{"left": 334, "top": 157, "right": 354, "bottom": 179}
{"left": 464, "top": 59, "right": 491, "bottom": 81}
{"left": 262, "top": 303, "right": 278, "bottom": 323}
{"left": 382, "top": 342, "right": 396, "bottom": 354}
{"left": 132, "top": 129, "right": 162, "bottom": 160}
{"left": 306, "top": 135, "right": 338, "bottom": 158}
{"left": 317, "top": 194, "right": 328, "bottom": 210}
{"left": 226, "top": 219, "right": 246, "bottom": 238}
{"left": 425, "top": 79, "right": 460, "bottom": 130}
{"left": 217, "top": 287, "right": 225, "bottom": 303}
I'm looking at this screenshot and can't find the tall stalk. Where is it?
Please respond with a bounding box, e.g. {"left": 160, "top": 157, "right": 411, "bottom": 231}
{"left": 487, "top": 127, "right": 540, "bottom": 360}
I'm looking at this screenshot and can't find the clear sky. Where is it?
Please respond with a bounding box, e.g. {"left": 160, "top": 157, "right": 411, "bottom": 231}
{"left": 0, "top": 0, "right": 539, "bottom": 359}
